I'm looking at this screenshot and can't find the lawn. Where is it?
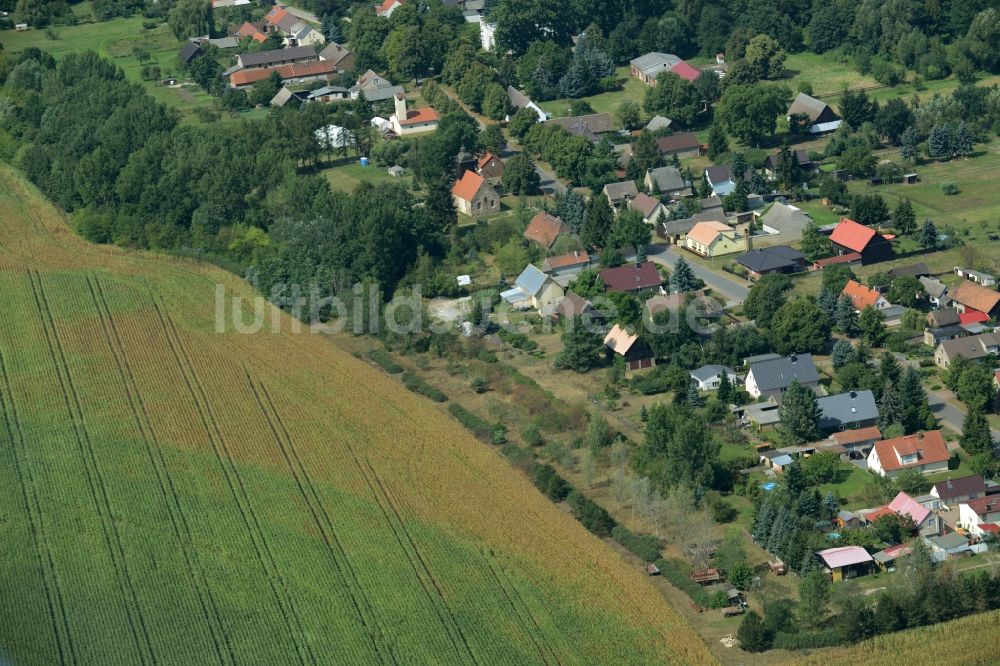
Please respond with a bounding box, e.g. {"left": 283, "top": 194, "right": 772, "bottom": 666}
{"left": 781, "top": 52, "right": 880, "bottom": 99}
{"left": 538, "top": 67, "right": 647, "bottom": 120}
{"left": 819, "top": 464, "right": 873, "bottom": 504}
{"left": 1, "top": 8, "right": 227, "bottom": 122}
{"left": 319, "top": 157, "right": 412, "bottom": 193}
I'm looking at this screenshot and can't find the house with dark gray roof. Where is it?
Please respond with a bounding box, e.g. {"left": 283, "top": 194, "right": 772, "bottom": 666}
{"left": 237, "top": 45, "right": 317, "bottom": 70}
{"left": 690, "top": 365, "right": 738, "bottom": 392}
{"left": 548, "top": 113, "right": 615, "bottom": 140}
{"left": 920, "top": 276, "right": 950, "bottom": 308}
{"left": 787, "top": 93, "right": 842, "bottom": 134}
{"left": 644, "top": 166, "right": 690, "bottom": 198}
{"left": 817, "top": 390, "right": 878, "bottom": 433}
{"left": 179, "top": 42, "right": 203, "bottom": 65}
{"left": 735, "top": 246, "right": 806, "bottom": 280}
{"left": 660, "top": 210, "right": 727, "bottom": 244}
{"left": 887, "top": 263, "right": 931, "bottom": 280}
{"left": 763, "top": 149, "right": 814, "bottom": 177}
{"left": 745, "top": 354, "right": 820, "bottom": 399}
{"left": 602, "top": 181, "right": 639, "bottom": 213}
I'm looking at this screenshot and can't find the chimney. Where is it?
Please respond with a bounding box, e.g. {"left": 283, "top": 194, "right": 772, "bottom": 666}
{"left": 849, "top": 391, "right": 857, "bottom": 398}
{"left": 789, "top": 354, "right": 797, "bottom": 362}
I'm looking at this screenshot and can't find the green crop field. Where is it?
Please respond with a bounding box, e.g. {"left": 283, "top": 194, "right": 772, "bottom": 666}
{"left": 0, "top": 164, "right": 716, "bottom": 665}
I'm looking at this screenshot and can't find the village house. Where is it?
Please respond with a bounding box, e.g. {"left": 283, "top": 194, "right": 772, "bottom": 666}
{"left": 654, "top": 132, "right": 702, "bottom": 159}
{"left": 704, "top": 165, "right": 743, "bottom": 197}
{"left": 389, "top": 94, "right": 439, "bottom": 136}
{"left": 376, "top": 0, "right": 405, "bottom": 17}
{"left": 554, "top": 291, "right": 606, "bottom": 324}
{"left": 816, "top": 390, "right": 878, "bottom": 433}
{"left": 931, "top": 475, "right": 989, "bottom": 508}
{"left": 950, "top": 280, "right": 1000, "bottom": 319}
{"left": 934, "top": 331, "right": 1000, "bottom": 368}
{"left": 270, "top": 87, "right": 311, "bottom": 108}
{"left": 867, "top": 430, "right": 950, "bottom": 478}
{"left": 684, "top": 220, "right": 743, "bottom": 258}
{"left": 179, "top": 42, "right": 203, "bottom": 66}
{"left": 753, "top": 202, "right": 812, "bottom": 241}
{"left": 477, "top": 153, "right": 504, "bottom": 184}
{"left": 263, "top": 7, "right": 324, "bottom": 47}
{"left": 235, "top": 21, "right": 268, "bottom": 43}
{"left": 506, "top": 86, "right": 549, "bottom": 122}
{"left": 350, "top": 70, "right": 405, "bottom": 101}
{"left": 644, "top": 115, "right": 672, "bottom": 132}
{"left": 629, "top": 193, "right": 670, "bottom": 226}
{"left": 954, "top": 267, "right": 998, "bottom": 287}
{"left": 828, "top": 217, "right": 894, "bottom": 265}
{"left": 920, "top": 276, "right": 950, "bottom": 308}
{"left": 842, "top": 279, "right": 892, "bottom": 311}
{"left": 830, "top": 426, "right": 883, "bottom": 460}
{"left": 500, "top": 264, "right": 564, "bottom": 315}
{"left": 763, "top": 149, "right": 814, "bottom": 178}
{"left": 604, "top": 325, "right": 655, "bottom": 371}
{"left": 745, "top": 353, "right": 820, "bottom": 399}
{"left": 661, "top": 210, "right": 726, "bottom": 245}
{"left": 541, "top": 251, "right": 591, "bottom": 277}
{"left": 734, "top": 246, "right": 806, "bottom": 281}
{"left": 924, "top": 532, "right": 972, "bottom": 561}
{"left": 959, "top": 495, "right": 1000, "bottom": 538}
{"left": 230, "top": 60, "right": 337, "bottom": 89}
{"left": 547, "top": 113, "right": 615, "bottom": 142}
{"left": 602, "top": 181, "right": 639, "bottom": 213}
{"left": 307, "top": 85, "right": 350, "bottom": 103}
{"left": 887, "top": 263, "right": 931, "bottom": 280}
{"left": 523, "top": 212, "right": 569, "bottom": 250}
{"left": 318, "top": 42, "right": 356, "bottom": 72}
{"left": 599, "top": 262, "right": 664, "bottom": 295}
{"left": 689, "top": 365, "right": 738, "bottom": 392}
{"left": 787, "top": 92, "right": 843, "bottom": 134}
{"left": 644, "top": 166, "right": 691, "bottom": 198}
{"left": 872, "top": 543, "right": 912, "bottom": 572}
{"left": 816, "top": 546, "right": 872, "bottom": 581}
{"left": 867, "top": 492, "right": 941, "bottom": 538}
{"left": 629, "top": 52, "right": 700, "bottom": 85}
{"left": 451, "top": 170, "right": 499, "bottom": 218}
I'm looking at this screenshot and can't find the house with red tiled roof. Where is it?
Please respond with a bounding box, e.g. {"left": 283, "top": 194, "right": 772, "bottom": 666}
{"left": 236, "top": 21, "right": 267, "bottom": 43}
{"left": 830, "top": 426, "right": 882, "bottom": 459}
{"left": 828, "top": 217, "right": 893, "bottom": 265}
{"left": 867, "top": 430, "right": 950, "bottom": 478}
{"left": 841, "top": 279, "right": 891, "bottom": 311}
{"left": 523, "top": 212, "right": 569, "bottom": 250}
{"left": 959, "top": 495, "right": 1000, "bottom": 538}
{"left": 452, "top": 171, "right": 499, "bottom": 218}
{"left": 389, "top": 94, "right": 438, "bottom": 136}
{"left": 951, "top": 280, "right": 1000, "bottom": 318}
{"left": 230, "top": 60, "right": 337, "bottom": 88}
{"left": 376, "top": 0, "right": 404, "bottom": 17}
{"left": 542, "top": 250, "right": 591, "bottom": 276}
{"left": 599, "top": 261, "right": 664, "bottom": 295}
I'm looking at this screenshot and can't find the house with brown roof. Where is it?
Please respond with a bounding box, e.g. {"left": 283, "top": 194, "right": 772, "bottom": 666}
{"left": 604, "top": 324, "right": 654, "bottom": 371}
{"left": 684, "top": 220, "right": 742, "bottom": 258}
{"left": 237, "top": 45, "right": 318, "bottom": 70}
{"left": 959, "top": 496, "right": 1000, "bottom": 538}
{"left": 235, "top": 21, "right": 267, "bottom": 43}
{"left": 841, "top": 279, "right": 892, "bottom": 311}
{"left": 934, "top": 331, "right": 1000, "bottom": 368}
{"left": 867, "top": 431, "right": 950, "bottom": 478}
{"left": 787, "top": 93, "right": 842, "bottom": 134}
{"left": 599, "top": 262, "right": 664, "bottom": 295}
{"left": 318, "top": 42, "right": 355, "bottom": 72}
{"left": 452, "top": 171, "right": 499, "bottom": 218}
{"left": 547, "top": 113, "right": 615, "bottom": 140}
{"left": 230, "top": 60, "right": 338, "bottom": 88}
{"left": 523, "top": 212, "right": 569, "bottom": 250}
{"left": 629, "top": 193, "right": 669, "bottom": 225}
{"left": 830, "top": 426, "right": 882, "bottom": 459}
{"left": 655, "top": 132, "right": 701, "bottom": 159}
{"left": 555, "top": 291, "right": 606, "bottom": 324}
{"left": 828, "top": 217, "right": 893, "bottom": 265}
{"left": 477, "top": 153, "right": 504, "bottom": 184}
{"left": 931, "top": 475, "right": 989, "bottom": 508}
{"left": 763, "top": 149, "right": 814, "bottom": 178}
{"left": 542, "top": 250, "right": 591, "bottom": 276}
{"left": 950, "top": 280, "right": 1000, "bottom": 318}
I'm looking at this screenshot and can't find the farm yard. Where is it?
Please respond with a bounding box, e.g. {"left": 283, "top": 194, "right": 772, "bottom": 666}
{"left": 0, "top": 166, "right": 716, "bottom": 665}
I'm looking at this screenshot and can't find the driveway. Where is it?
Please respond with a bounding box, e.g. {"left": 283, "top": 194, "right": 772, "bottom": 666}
{"left": 926, "top": 390, "right": 1000, "bottom": 443}
{"left": 646, "top": 244, "right": 750, "bottom": 306}
{"left": 534, "top": 162, "right": 566, "bottom": 196}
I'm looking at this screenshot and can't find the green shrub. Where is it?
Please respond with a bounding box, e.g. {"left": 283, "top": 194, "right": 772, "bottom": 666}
{"left": 532, "top": 464, "right": 571, "bottom": 501}
{"left": 567, "top": 490, "right": 616, "bottom": 537}
{"left": 940, "top": 181, "right": 959, "bottom": 195}
{"left": 498, "top": 328, "right": 538, "bottom": 351}
{"left": 772, "top": 629, "right": 843, "bottom": 650}
{"left": 611, "top": 526, "right": 662, "bottom": 562}
{"left": 655, "top": 559, "right": 714, "bottom": 607}
{"left": 447, "top": 404, "right": 493, "bottom": 440}
{"left": 369, "top": 350, "right": 403, "bottom": 374}
{"left": 401, "top": 372, "right": 447, "bottom": 402}
{"left": 471, "top": 376, "right": 489, "bottom": 393}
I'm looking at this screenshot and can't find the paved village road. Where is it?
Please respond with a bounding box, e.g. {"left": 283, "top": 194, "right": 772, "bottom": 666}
{"left": 646, "top": 244, "right": 750, "bottom": 306}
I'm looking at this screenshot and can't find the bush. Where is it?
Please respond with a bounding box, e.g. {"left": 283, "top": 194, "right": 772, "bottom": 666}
{"left": 611, "top": 526, "right": 663, "bottom": 562}
{"left": 369, "top": 349, "right": 403, "bottom": 374}
{"left": 520, "top": 423, "right": 544, "bottom": 447}
{"left": 567, "top": 490, "right": 616, "bottom": 537}
{"left": 655, "top": 559, "right": 719, "bottom": 607}
{"left": 532, "top": 464, "right": 571, "bottom": 502}
{"left": 940, "top": 181, "right": 960, "bottom": 195}
{"left": 470, "top": 376, "right": 489, "bottom": 393}
{"left": 448, "top": 403, "right": 493, "bottom": 440}
{"left": 401, "top": 372, "right": 447, "bottom": 402}
{"left": 498, "top": 328, "right": 538, "bottom": 351}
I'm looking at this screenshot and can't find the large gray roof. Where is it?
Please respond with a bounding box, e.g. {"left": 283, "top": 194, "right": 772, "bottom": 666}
{"left": 515, "top": 264, "right": 549, "bottom": 297}
{"left": 238, "top": 45, "right": 317, "bottom": 68}
{"left": 629, "top": 52, "right": 682, "bottom": 75}
{"left": 690, "top": 364, "right": 736, "bottom": 384}
{"left": 817, "top": 390, "right": 878, "bottom": 431}
{"left": 758, "top": 202, "right": 812, "bottom": 235}
{"left": 646, "top": 166, "right": 687, "bottom": 193}
{"left": 787, "top": 93, "right": 830, "bottom": 122}
{"left": 749, "top": 354, "right": 820, "bottom": 392}
{"left": 735, "top": 246, "right": 805, "bottom": 273}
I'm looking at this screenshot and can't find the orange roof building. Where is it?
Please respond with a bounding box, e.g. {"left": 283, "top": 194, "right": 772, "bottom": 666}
{"left": 230, "top": 60, "right": 337, "bottom": 88}
{"left": 867, "top": 430, "right": 949, "bottom": 478}
{"left": 684, "top": 220, "right": 742, "bottom": 258}
{"left": 237, "top": 22, "right": 267, "bottom": 43}
{"left": 523, "top": 212, "right": 569, "bottom": 249}
{"left": 452, "top": 171, "right": 499, "bottom": 218}
{"left": 841, "top": 279, "right": 890, "bottom": 311}
{"left": 828, "top": 217, "right": 893, "bottom": 265}
{"left": 390, "top": 94, "right": 438, "bottom": 136}
{"left": 951, "top": 280, "right": 1000, "bottom": 317}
